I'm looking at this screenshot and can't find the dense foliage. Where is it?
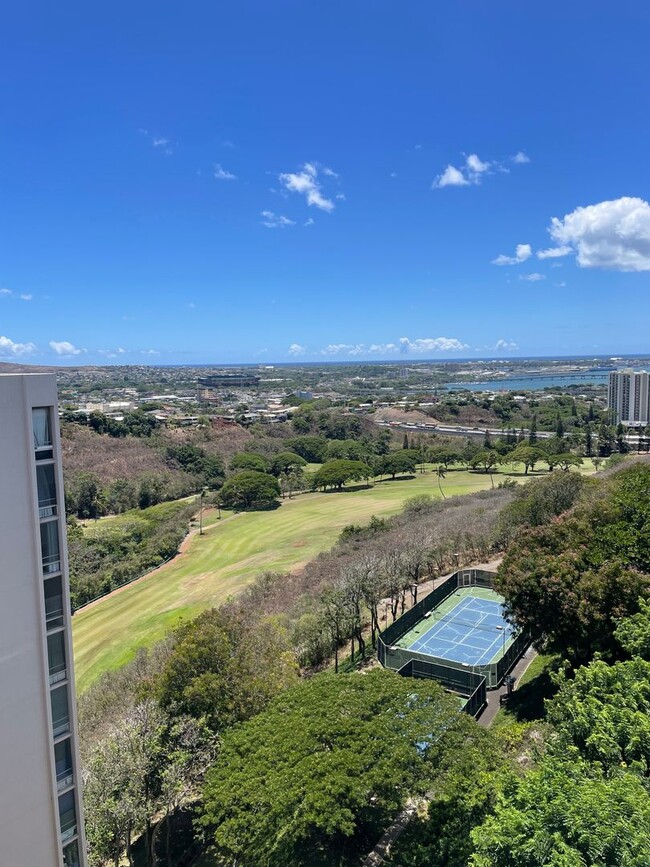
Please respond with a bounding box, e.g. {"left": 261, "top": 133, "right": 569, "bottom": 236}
{"left": 200, "top": 670, "right": 471, "bottom": 867}
{"left": 67, "top": 500, "right": 196, "bottom": 607}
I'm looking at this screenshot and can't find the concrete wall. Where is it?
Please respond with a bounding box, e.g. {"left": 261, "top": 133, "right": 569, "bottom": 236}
{"left": 0, "top": 374, "right": 85, "bottom": 866}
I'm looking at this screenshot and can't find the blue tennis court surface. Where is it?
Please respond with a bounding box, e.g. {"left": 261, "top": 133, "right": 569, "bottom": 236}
{"left": 408, "top": 594, "right": 515, "bottom": 666}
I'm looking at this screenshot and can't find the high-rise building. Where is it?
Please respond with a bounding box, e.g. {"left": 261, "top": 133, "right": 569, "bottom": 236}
{"left": 608, "top": 369, "right": 650, "bottom": 427}
{"left": 0, "top": 374, "right": 86, "bottom": 867}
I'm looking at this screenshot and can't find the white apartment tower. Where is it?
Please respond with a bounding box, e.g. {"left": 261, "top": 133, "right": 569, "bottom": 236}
{"left": 608, "top": 369, "right": 650, "bottom": 427}
{"left": 0, "top": 374, "right": 86, "bottom": 867}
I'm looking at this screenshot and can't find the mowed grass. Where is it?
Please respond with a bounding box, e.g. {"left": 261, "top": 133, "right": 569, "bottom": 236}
{"left": 73, "top": 460, "right": 596, "bottom": 692}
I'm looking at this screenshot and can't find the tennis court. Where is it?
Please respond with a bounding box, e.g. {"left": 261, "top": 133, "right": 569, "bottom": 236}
{"left": 397, "top": 588, "right": 515, "bottom": 666}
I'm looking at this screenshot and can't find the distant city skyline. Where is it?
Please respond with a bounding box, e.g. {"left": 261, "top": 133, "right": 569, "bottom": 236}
{"left": 2, "top": 3, "right": 650, "bottom": 364}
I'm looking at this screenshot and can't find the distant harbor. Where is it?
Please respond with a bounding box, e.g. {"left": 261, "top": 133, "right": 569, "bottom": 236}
{"left": 447, "top": 369, "right": 612, "bottom": 392}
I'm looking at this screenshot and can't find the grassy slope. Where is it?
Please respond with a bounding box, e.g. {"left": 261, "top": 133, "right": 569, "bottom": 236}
{"left": 73, "top": 461, "right": 595, "bottom": 692}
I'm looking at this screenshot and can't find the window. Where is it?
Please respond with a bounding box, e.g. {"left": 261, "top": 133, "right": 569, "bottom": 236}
{"left": 40, "top": 520, "right": 61, "bottom": 574}
{"left": 58, "top": 790, "right": 77, "bottom": 843}
{"left": 62, "top": 840, "right": 80, "bottom": 867}
{"left": 33, "top": 408, "right": 53, "bottom": 450}
{"left": 47, "top": 631, "right": 67, "bottom": 685}
{"left": 36, "top": 463, "right": 58, "bottom": 518}
{"left": 50, "top": 685, "right": 70, "bottom": 738}
{"left": 54, "top": 738, "right": 74, "bottom": 791}
{"left": 44, "top": 576, "right": 64, "bottom": 630}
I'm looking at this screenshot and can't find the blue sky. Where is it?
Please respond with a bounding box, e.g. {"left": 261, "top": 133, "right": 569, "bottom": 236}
{"left": 2, "top": 1, "right": 650, "bottom": 365}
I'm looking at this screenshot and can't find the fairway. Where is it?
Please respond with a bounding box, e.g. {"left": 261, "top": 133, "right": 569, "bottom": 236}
{"left": 73, "top": 461, "right": 595, "bottom": 691}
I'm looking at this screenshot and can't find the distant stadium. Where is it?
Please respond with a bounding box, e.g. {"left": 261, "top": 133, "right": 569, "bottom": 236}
{"left": 378, "top": 568, "right": 529, "bottom": 717}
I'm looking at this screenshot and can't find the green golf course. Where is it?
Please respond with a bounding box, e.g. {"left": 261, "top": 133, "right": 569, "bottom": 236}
{"left": 72, "top": 461, "right": 595, "bottom": 692}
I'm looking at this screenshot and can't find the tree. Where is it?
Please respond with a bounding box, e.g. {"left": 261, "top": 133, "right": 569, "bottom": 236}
{"left": 470, "top": 756, "right": 650, "bottom": 867}
{"left": 286, "top": 435, "right": 328, "bottom": 463}
{"left": 584, "top": 423, "right": 593, "bottom": 457}
{"left": 311, "top": 459, "right": 368, "bottom": 491}
{"left": 615, "top": 597, "right": 650, "bottom": 659}
{"left": 229, "top": 452, "right": 269, "bottom": 473}
{"left": 508, "top": 444, "right": 544, "bottom": 475}
{"left": 469, "top": 449, "right": 498, "bottom": 474}
{"left": 70, "top": 471, "right": 105, "bottom": 519}
{"left": 547, "top": 658, "right": 650, "bottom": 776}
{"left": 156, "top": 608, "right": 298, "bottom": 731}
{"left": 219, "top": 471, "right": 280, "bottom": 510}
{"left": 496, "top": 467, "right": 650, "bottom": 661}
{"left": 83, "top": 702, "right": 216, "bottom": 867}
{"left": 381, "top": 450, "right": 418, "bottom": 479}
{"left": 436, "top": 465, "right": 447, "bottom": 499}
{"left": 555, "top": 413, "right": 565, "bottom": 438}
{"left": 269, "top": 451, "right": 307, "bottom": 477}
{"left": 200, "top": 670, "right": 470, "bottom": 867}
{"left": 547, "top": 453, "right": 583, "bottom": 472}
{"left": 497, "top": 470, "right": 585, "bottom": 541}
{"left": 528, "top": 415, "right": 537, "bottom": 445}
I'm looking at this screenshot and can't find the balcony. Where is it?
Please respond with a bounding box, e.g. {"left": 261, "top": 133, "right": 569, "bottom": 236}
{"left": 44, "top": 576, "right": 64, "bottom": 631}
{"left": 55, "top": 739, "right": 74, "bottom": 792}
{"left": 40, "top": 520, "right": 61, "bottom": 575}
{"left": 50, "top": 685, "right": 70, "bottom": 738}
{"left": 37, "top": 463, "right": 58, "bottom": 518}
{"left": 33, "top": 408, "right": 54, "bottom": 460}
{"left": 59, "top": 791, "right": 77, "bottom": 843}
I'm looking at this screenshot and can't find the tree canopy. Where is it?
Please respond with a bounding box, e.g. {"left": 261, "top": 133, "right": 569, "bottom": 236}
{"left": 496, "top": 466, "right": 650, "bottom": 661}
{"left": 470, "top": 756, "right": 650, "bottom": 867}
{"left": 219, "top": 470, "right": 281, "bottom": 510}
{"left": 311, "top": 459, "right": 369, "bottom": 491}
{"left": 200, "top": 670, "right": 469, "bottom": 867}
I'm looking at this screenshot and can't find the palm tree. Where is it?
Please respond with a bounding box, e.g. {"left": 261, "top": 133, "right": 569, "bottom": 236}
{"left": 436, "top": 465, "right": 446, "bottom": 499}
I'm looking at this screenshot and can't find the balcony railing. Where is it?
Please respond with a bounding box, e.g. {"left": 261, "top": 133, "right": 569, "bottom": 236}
{"left": 57, "top": 770, "right": 74, "bottom": 792}
{"left": 39, "top": 498, "right": 58, "bottom": 519}
{"left": 60, "top": 817, "right": 77, "bottom": 844}
{"left": 49, "top": 664, "right": 67, "bottom": 686}
{"left": 46, "top": 604, "right": 64, "bottom": 631}
{"left": 52, "top": 715, "right": 70, "bottom": 738}
{"left": 42, "top": 552, "right": 61, "bottom": 575}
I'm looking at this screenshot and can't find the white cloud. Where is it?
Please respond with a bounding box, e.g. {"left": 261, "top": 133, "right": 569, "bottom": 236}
{"left": 288, "top": 343, "right": 306, "bottom": 356}
{"left": 549, "top": 197, "right": 650, "bottom": 271}
{"left": 495, "top": 338, "right": 518, "bottom": 350}
{"left": 141, "top": 349, "right": 160, "bottom": 356}
{"left": 519, "top": 272, "right": 546, "bottom": 282}
{"left": 98, "top": 347, "right": 128, "bottom": 358}
{"left": 537, "top": 245, "right": 572, "bottom": 259}
{"left": 554, "top": 281, "right": 567, "bottom": 288}
{"left": 0, "top": 288, "right": 11, "bottom": 296}
{"left": 139, "top": 129, "right": 173, "bottom": 155}
{"left": 321, "top": 343, "right": 366, "bottom": 356}
{"left": 491, "top": 243, "right": 532, "bottom": 265}
{"left": 512, "top": 151, "right": 530, "bottom": 164}
{"left": 321, "top": 166, "right": 339, "bottom": 178}
{"left": 0, "top": 335, "right": 36, "bottom": 356}
{"left": 432, "top": 165, "right": 469, "bottom": 188}
{"left": 49, "top": 340, "right": 82, "bottom": 356}
{"left": 304, "top": 218, "right": 314, "bottom": 227}
{"left": 399, "top": 336, "right": 469, "bottom": 353}
{"left": 466, "top": 153, "right": 490, "bottom": 174}
{"left": 213, "top": 163, "right": 237, "bottom": 180}
{"left": 260, "top": 210, "right": 296, "bottom": 229}
{"left": 20, "top": 293, "right": 32, "bottom": 301}
{"left": 279, "top": 162, "right": 336, "bottom": 212}
{"left": 434, "top": 150, "right": 528, "bottom": 190}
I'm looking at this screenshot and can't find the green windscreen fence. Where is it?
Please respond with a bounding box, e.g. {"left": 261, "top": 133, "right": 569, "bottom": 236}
{"left": 397, "top": 659, "right": 487, "bottom": 718}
